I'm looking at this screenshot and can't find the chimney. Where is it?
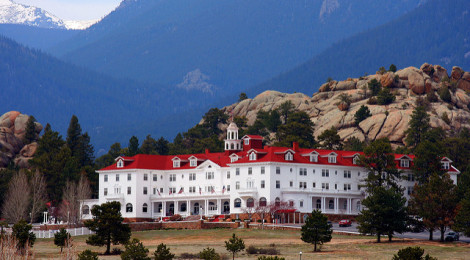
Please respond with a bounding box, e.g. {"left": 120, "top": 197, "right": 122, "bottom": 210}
{"left": 292, "top": 142, "right": 299, "bottom": 152}
{"left": 205, "top": 149, "right": 210, "bottom": 155}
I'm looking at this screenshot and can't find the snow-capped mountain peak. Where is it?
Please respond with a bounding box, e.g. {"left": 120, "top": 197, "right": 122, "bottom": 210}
{"left": 0, "top": 0, "right": 66, "bottom": 29}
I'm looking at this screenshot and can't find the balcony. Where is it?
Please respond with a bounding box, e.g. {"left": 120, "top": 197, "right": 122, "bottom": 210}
{"left": 281, "top": 188, "right": 364, "bottom": 196}
{"left": 105, "top": 193, "right": 124, "bottom": 200}
{"left": 237, "top": 187, "right": 258, "bottom": 199}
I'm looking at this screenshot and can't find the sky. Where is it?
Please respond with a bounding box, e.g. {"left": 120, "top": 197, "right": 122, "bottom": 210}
{"left": 16, "top": 0, "right": 122, "bottom": 21}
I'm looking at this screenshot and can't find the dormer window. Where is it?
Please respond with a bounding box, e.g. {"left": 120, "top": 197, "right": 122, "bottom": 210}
{"left": 249, "top": 152, "right": 257, "bottom": 161}
{"left": 310, "top": 155, "right": 318, "bottom": 162}
{"left": 230, "top": 155, "right": 238, "bottom": 163}
{"left": 172, "top": 158, "right": 181, "bottom": 168}
{"left": 443, "top": 162, "right": 450, "bottom": 170}
{"left": 117, "top": 160, "right": 124, "bottom": 168}
{"left": 353, "top": 156, "right": 360, "bottom": 165}
{"left": 190, "top": 158, "right": 197, "bottom": 167}
{"left": 285, "top": 152, "right": 293, "bottom": 161}
{"left": 400, "top": 159, "right": 409, "bottom": 168}
{"left": 244, "top": 139, "right": 249, "bottom": 145}
{"left": 328, "top": 155, "right": 336, "bottom": 164}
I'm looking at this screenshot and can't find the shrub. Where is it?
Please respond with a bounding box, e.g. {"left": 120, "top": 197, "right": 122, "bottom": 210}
{"left": 154, "top": 243, "right": 174, "bottom": 260}
{"left": 367, "top": 97, "right": 377, "bottom": 105}
{"left": 441, "top": 112, "right": 451, "bottom": 125}
{"left": 377, "top": 66, "right": 387, "bottom": 75}
{"left": 438, "top": 86, "right": 452, "bottom": 103}
{"left": 169, "top": 214, "right": 182, "bottom": 221}
{"left": 392, "top": 246, "right": 436, "bottom": 260}
{"left": 426, "top": 91, "right": 438, "bottom": 103}
{"left": 121, "top": 238, "right": 150, "bottom": 260}
{"left": 389, "top": 64, "right": 397, "bottom": 73}
{"left": 12, "top": 219, "right": 36, "bottom": 252}
{"left": 376, "top": 88, "right": 396, "bottom": 105}
{"left": 199, "top": 247, "right": 220, "bottom": 260}
{"left": 246, "top": 245, "right": 258, "bottom": 254}
{"left": 368, "top": 79, "right": 382, "bottom": 96}
{"left": 257, "top": 256, "right": 285, "bottom": 260}
{"left": 78, "top": 249, "right": 99, "bottom": 260}
{"left": 354, "top": 105, "right": 371, "bottom": 125}
{"left": 112, "top": 248, "right": 123, "bottom": 255}
{"left": 180, "top": 252, "right": 199, "bottom": 259}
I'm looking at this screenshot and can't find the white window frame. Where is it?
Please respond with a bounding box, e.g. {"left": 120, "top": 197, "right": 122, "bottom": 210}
{"left": 169, "top": 174, "right": 176, "bottom": 182}
{"left": 206, "top": 172, "right": 214, "bottom": 180}
{"left": 400, "top": 159, "right": 410, "bottom": 168}
{"left": 249, "top": 152, "right": 257, "bottom": 161}
{"left": 117, "top": 160, "right": 123, "bottom": 168}
{"left": 328, "top": 155, "right": 336, "bottom": 163}
{"left": 285, "top": 152, "right": 293, "bottom": 161}
{"left": 190, "top": 159, "right": 197, "bottom": 167}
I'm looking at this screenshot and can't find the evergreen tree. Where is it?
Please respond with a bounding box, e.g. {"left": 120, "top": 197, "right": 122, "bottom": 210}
{"left": 405, "top": 105, "right": 430, "bottom": 150}
{"left": 454, "top": 191, "right": 470, "bottom": 237}
{"left": 409, "top": 173, "right": 458, "bottom": 241}
{"left": 78, "top": 249, "right": 99, "bottom": 260}
{"left": 121, "top": 238, "right": 150, "bottom": 260}
{"left": 140, "top": 135, "right": 158, "bottom": 154}
{"left": 392, "top": 247, "right": 436, "bottom": 260}
{"left": 66, "top": 115, "right": 94, "bottom": 168}
{"left": 238, "top": 93, "right": 248, "bottom": 102}
{"left": 343, "top": 137, "right": 366, "bottom": 151}
{"left": 154, "top": 243, "right": 174, "bottom": 260}
{"left": 156, "top": 137, "right": 170, "bottom": 155}
{"left": 368, "top": 79, "right": 382, "bottom": 96}
{"left": 275, "top": 111, "right": 315, "bottom": 148}
{"left": 412, "top": 139, "right": 446, "bottom": 183}
{"left": 317, "top": 127, "right": 342, "bottom": 150}
{"left": 376, "top": 88, "right": 396, "bottom": 105}
{"left": 225, "top": 233, "right": 245, "bottom": 260}
{"left": 357, "top": 186, "right": 408, "bottom": 242}
{"left": 169, "top": 133, "right": 185, "bottom": 155}
{"left": 23, "top": 115, "right": 37, "bottom": 144}
{"left": 301, "top": 209, "right": 332, "bottom": 252}
{"left": 277, "top": 101, "right": 295, "bottom": 124}
{"left": 202, "top": 108, "right": 229, "bottom": 135}
{"left": 66, "top": 115, "right": 82, "bottom": 157}
{"left": 85, "top": 201, "right": 131, "bottom": 254}
{"left": 127, "top": 136, "right": 140, "bottom": 156}
{"left": 54, "top": 228, "right": 71, "bottom": 252}
{"left": 389, "top": 64, "right": 397, "bottom": 72}
{"left": 354, "top": 105, "right": 371, "bottom": 125}
{"left": 12, "top": 219, "right": 36, "bottom": 252}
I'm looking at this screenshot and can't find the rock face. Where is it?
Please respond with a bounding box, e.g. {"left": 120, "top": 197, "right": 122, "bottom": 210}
{"left": 0, "top": 111, "right": 42, "bottom": 168}
{"left": 222, "top": 64, "right": 470, "bottom": 147}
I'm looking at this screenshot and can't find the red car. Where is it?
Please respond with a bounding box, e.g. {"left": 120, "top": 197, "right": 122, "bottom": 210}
{"left": 339, "top": 219, "right": 352, "bottom": 227}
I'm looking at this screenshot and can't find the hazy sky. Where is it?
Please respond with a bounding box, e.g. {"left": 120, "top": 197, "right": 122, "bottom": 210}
{"left": 16, "top": 0, "right": 122, "bottom": 21}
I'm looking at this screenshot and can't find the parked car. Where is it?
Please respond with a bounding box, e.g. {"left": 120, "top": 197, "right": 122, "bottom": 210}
{"left": 339, "top": 219, "right": 352, "bottom": 227}
{"left": 445, "top": 231, "right": 460, "bottom": 241}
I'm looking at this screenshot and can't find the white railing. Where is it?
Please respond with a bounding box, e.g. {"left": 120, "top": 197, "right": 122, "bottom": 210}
{"left": 32, "top": 227, "right": 94, "bottom": 239}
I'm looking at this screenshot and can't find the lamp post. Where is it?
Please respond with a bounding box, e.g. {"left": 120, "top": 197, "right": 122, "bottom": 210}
{"left": 299, "top": 251, "right": 302, "bottom": 260}
{"left": 200, "top": 207, "right": 203, "bottom": 220}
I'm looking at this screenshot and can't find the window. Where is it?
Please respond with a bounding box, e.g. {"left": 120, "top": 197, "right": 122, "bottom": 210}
{"left": 142, "top": 203, "right": 148, "bottom": 213}
{"left": 104, "top": 175, "right": 108, "bottom": 182}
{"left": 290, "top": 181, "right": 293, "bottom": 187}
{"left": 248, "top": 167, "right": 252, "bottom": 175}
{"left": 114, "top": 187, "right": 121, "bottom": 194}
{"left": 128, "top": 174, "right": 131, "bottom": 181}
{"left": 249, "top": 152, "right": 256, "bottom": 161}
{"left": 275, "top": 197, "right": 280, "bottom": 206}
{"left": 400, "top": 159, "right": 410, "bottom": 168}
{"left": 328, "top": 155, "right": 337, "bottom": 163}
{"left": 316, "top": 199, "right": 321, "bottom": 209}
{"left": 116, "top": 174, "right": 120, "bottom": 181}
{"left": 227, "top": 185, "right": 230, "bottom": 191}
{"left": 169, "top": 187, "right": 176, "bottom": 194}
{"left": 261, "top": 180, "right": 265, "bottom": 189}
{"left": 153, "top": 188, "right": 156, "bottom": 195}
{"left": 289, "top": 201, "right": 294, "bottom": 207}
{"left": 335, "top": 184, "right": 337, "bottom": 190}
{"left": 226, "top": 171, "right": 230, "bottom": 179}
{"left": 322, "top": 183, "right": 329, "bottom": 190}
{"left": 443, "top": 162, "right": 450, "bottom": 170}
{"left": 247, "top": 198, "right": 254, "bottom": 208}
{"left": 173, "top": 160, "right": 180, "bottom": 168}
{"left": 236, "top": 168, "right": 240, "bottom": 175}
{"left": 408, "top": 174, "right": 415, "bottom": 182}
{"left": 153, "top": 174, "right": 157, "bottom": 181}
{"left": 190, "top": 159, "right": 197, "bottom": 167}
{"left": 247, "top": 180, "right": 254, "bottom": 189}
{"left": 407, "top": 186, "right": 414, "bottom": 195}
{"left": 276, "top": 180, "right": 280, "bottom": 189}
{"left": 343, "top": 201, "right": 347, "bottom": 210}
{"left": 328, "top": 200, "right": 334, "bottom": 209}
{"left": 300, "top": 200, "right": 304, "bottom": 208}
{"left": 299, "top": 168, "right": 307, "bottom": 176}
{"left": 117, "top": 160, "right": 123, "bottom": 168}
{"left": 344, "top": 170, "right": 351, "bottom": 178}
{"left": 82, "top": 205, "right": 90, "bottom": 215}
{"left": 205, "top": 186, "right": 214, "bottom": 192}
{"left": 189, "top": 187, "right": 196, "bottom": 193}
{"left": 276, "top": 167, "right": 281, "bottom": 174}
{"left": 244, "top": 138, "right": 249, "bottom": 145}
{"left": 259, "top": 197, "right": 267, "bottom": 207}
{"left": 312, "top": 182, "right": 316, "bottom": 188}
{"left": 126, "top": 203, "right": 133, "bottom": 213}
{"left": 180, "top": 203, "right": 187, "bottom": 212}
{"left": 144, "top": 174, "right": 148, "bottom": 181}
{"left": 285, "top": 152, "right": 293, "bottom": 161}
{"left": 189, "top": 173, "right": 196, "bottom": 181}
{"left": 261, "top": 167, "right": 265, "bottom": 174}
{"left": 170, "top": 174, "right": 176, "bottom": 182}
{"left": 299, "top": 182, "right": 307, "bottom": 189}
{"left": 344, "top": 184, "right": 351, "bottom": 191}
{"left": 353, "top": 156, "right": 360, "bottom": 165}
{"left": 143, "top": 187, "right": 148, "bottom": 195}
{"left": 310, "top": 154, "right": 318, "bottom": 162}
{"left": 127, "top": 187, "right": 131, "bottom": 195}
{"left": 322, "top": 169, "right": 329, "bottom": 177}
{"left": 104, "top": 188, "right": 108, "bottom": 196}
{"left": 234, "top": 198, "right": 241, "bottom": 208}
{"left": 206, "top": 172, "right": 214, "bottom": 180}
{"left": 236, "top": 181, "right": 240, "bottom": 190}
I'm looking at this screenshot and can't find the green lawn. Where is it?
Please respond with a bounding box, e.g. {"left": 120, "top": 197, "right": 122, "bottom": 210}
{"left": 33, "top": 229, "right": 470, "bottom": 259}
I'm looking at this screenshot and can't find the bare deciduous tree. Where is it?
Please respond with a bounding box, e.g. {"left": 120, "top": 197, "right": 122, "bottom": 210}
{"left": 1, "top": 171, "right": 31, "bottom": 223}
{"left": 60, "top": 174, "right": 92, "bottom": 226}
{"left": 29, "top": 170, "right": 47, "bottom": 224}
{"left": 77, "top": 174, "right": 92, "bottom": 221}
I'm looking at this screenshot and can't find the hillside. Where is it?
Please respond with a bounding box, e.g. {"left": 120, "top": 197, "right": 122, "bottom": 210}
{"left": 52, "top": 0, "right": 422, "bottom": 93}
{"left": 222, "top": 64, "right": 470, "bottom": 147}
{"left": 0, "top": 24, "right": 78, "bottom": 50}
{"left": 251, "top": 0, "right": 470, "bottom": 96}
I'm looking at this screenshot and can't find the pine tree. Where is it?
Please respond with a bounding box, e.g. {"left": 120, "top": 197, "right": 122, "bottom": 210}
{"left": 275, "top": 111, "right": 315, "bottom": 148}
{"left": 405, "top": 105, "right": 430, "bottom": 150}
{"left": 354, "top": 105, "right": 371, "bottom": 125}
{"left": 140, "top": 135, "right": 158, "bottom": 154}
{"left": 23, "top": 115, "right": 37, "bottom": 144}
{"left": 225, "top": 233, "right": 245, "bottom": 260}
{"left": 121, "top": 238, "right": 150, "bottom": 260}
{"left": 66, "top": 115, "right": 82, "bottom": 156}
{"left": 156, "top": 137, "right": 170, "bottom": 155}
{"left": 54, "top": 228, "right": 71, "bottom": 252}
{"left": 127, "top": 136, "right": 140, "bottom": 156}
{"left": 301, "top": 210, "right": 332, "bottom": 251}
{"left": 454, "top": 191, "right": 470, "bottom": 237}
{"left": 317, "top": 127, "right": 342, "bottom": 150}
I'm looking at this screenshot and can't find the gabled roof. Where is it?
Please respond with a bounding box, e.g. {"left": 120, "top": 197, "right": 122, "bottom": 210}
{"left": 241, "top": 135, "right": 263, "bottom": 140}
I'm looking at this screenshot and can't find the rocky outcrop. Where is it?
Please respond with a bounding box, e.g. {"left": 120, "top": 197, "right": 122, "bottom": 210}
{"left": 221, "top": 64, "right": 470, "bottom": 147}
{"left": 0, "top": 111, "right": 42, "bottom": 168}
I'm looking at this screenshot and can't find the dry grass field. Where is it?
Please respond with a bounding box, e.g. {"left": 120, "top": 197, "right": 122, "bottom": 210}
{"left": 32, "top": 229, "right": 470, "bottom": 259}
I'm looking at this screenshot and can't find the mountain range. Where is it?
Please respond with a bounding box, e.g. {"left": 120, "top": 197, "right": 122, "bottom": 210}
{"left": 0, "top": 0, "right": 469, "bottom": 153}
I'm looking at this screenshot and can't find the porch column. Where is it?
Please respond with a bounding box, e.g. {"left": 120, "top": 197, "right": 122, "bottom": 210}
{"left": 347, "top": 198, "right": 352, "bottom": 214}
{"left": 151, "top": 202, "right": 153, "bottom": 218}
{"left": 205, "top": 199, "right": 209, "bottom": 217}
{"left": 162, "top": 202, "right": 167, "bottom": 217}
{"left": 217, "top": 199, "right": 221, "bottom": 215}
{"left": 334, "top": 197, "right": 338, "bottom": 214}
{"left": 187, "top": 200, "right": 190, "bottom": 216}
{"left": 321, "top": 197, "right": 326, "bottom": 212}
{"left": 175, "top": 201, "right": 179, "bottom": 215}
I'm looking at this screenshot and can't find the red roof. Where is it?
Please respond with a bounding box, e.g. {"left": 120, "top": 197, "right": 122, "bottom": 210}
{"left": 242, "top": 135, "right": 263, "bottom": 139}
{"left": 99, "top": 144, "right": 458, "bottom": 173}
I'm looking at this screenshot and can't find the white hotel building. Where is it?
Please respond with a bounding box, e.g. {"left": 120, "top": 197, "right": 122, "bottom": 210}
{"left": 81, "top": 123, "right": 459, "bottom": 221}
